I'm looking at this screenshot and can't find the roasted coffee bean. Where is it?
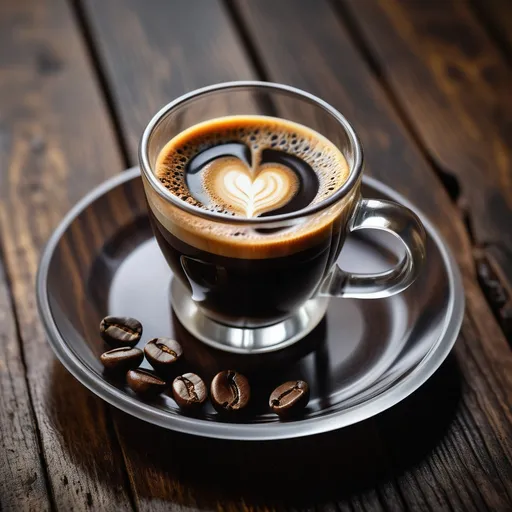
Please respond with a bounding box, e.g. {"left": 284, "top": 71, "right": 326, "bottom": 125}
{"left": 172, "top": 373, "right": 207, "bottom": 409}
{"left": 126, "top": 369, "right": 167, "bottom": 396}
{"left": 100, "top": 347, "right": 144, "bottom": 373}
{"left": 269, "top": 380, "right": 310, "bottom": 417}
{"left": 144, "top": 338, "right": 183, "bottom": 374}
{"left": 210, "top": 370, "right": 250, "bottom": 413}
{"left": 100, "top": 316, "right": 142, "bottom": 347}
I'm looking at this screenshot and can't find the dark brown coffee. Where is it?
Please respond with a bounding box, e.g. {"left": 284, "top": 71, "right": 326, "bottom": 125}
{"left": 126, "top": 369, "right": 167, "bottom": 396}
{"left": 210, "top": 370, "right": 250, "bottom": 413}
{"left": 147, "top": 116, "right": 354, "bottom": 325}
{"left": 100, "top": 347, "right": 144, "bottom": 373}
{"left": 144, "top": 337, "right": 183, "bottom": 375}
{"left": 156, "top": 116, "right": 348, "bottom": 218}
{"left": 172, "top": 373, "right": 207, "bottom": 409}
{"left": 100, "top": 316, "right": 142, "bottom": 347}
{"left": 269, "top": 380, "right": 310, "bottom": 417}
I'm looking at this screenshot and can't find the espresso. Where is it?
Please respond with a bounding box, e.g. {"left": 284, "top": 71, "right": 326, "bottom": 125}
{"left": 156, "top": 116, "right": 348, "bottom": 219}
{"left": 147, "top": 116, "right": 355, "bottom": 326}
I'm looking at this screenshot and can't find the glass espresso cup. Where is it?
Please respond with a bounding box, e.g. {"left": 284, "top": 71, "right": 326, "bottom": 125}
{"left": 140, "top": 82, "right": 426, "bottom": 353}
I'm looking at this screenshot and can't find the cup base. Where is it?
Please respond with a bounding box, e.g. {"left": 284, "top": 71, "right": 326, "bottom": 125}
{"left": 170, "top": 278, "right": 329, "bottom": 354}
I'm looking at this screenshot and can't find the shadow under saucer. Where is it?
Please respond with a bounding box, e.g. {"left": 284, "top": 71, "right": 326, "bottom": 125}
{"left": 49, "top": 352, "right": 461, "bottom": 508}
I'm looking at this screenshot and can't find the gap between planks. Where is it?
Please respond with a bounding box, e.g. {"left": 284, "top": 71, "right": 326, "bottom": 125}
{"left": 328, "top": 0, "right": 512, "bottom": 346}
{"left": 68, "top": 0, "right": 132, "bottom": 169}
{"left": 0, "top": 230, "right": 57, "bottom": 512}
{"left": 468, "top": 0, "right": 512, "bottom": 67}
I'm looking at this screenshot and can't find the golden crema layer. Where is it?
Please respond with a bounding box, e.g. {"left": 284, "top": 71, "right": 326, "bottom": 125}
{"left": 149, "top": 115, "right": 356, "bottom": 258}
{"left": 155, "top": 115, "right": 350, "bottom": 216}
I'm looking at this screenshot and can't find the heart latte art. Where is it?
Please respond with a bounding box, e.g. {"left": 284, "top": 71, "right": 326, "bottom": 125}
{"left": 204, "top": 158, "right": 298, "bottom": 218}
{"left": 150, "top": 115, "right": 353, "bottom": 324}
{"left": 155, "top": 115, "right": 350, "bottom": 222}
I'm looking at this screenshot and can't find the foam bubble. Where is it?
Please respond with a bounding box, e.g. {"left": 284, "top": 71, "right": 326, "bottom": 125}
{"left": 149, "top": 116, "right": 354, "bottom": 258}
{"left": 155, "top": 115, "right": 349, "bottom": 217}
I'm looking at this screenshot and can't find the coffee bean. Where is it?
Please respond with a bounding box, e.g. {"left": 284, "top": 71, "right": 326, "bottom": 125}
{"left": 144, "top": 338, "right": 183, "bottom": 374}
{"left": 172, "top": 373, "right": 207, "bottom": 409}
{"left": 126, "top": 369, "right": 166, "bottom": 396}
{"left": 100, "top": 316, "right": 142, "bottom": 347}
{"left": 100, "top": 347, "right": 144, "bottom": 373}
{"left": 269, "top": 380, "right": 310, "bottom": 417}
{"left": 210, "top": 370, "right": 250, "bottom": 413}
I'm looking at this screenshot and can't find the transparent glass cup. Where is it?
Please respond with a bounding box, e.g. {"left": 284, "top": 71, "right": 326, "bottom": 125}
{"left": 139, "top": 81, "right": 426, "bottom": 354}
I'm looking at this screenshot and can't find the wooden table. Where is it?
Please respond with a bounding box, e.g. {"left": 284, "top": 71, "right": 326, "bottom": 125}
{"left": 1, "top": 1, "right": 511, "bottom": 510}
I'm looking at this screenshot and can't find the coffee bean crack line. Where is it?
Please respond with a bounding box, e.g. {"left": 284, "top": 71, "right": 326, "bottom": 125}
{"left": 176, "top": 376, "right": 199, "bottom": 402}
{"left": 224, "top": 371, "right": 240, "bottom": 409}
{"left": 155, "top": 343, "right": 177, "bottom": 357}
{"left": 271, "top": 381, "right": 303, "bottom": 406}
{"left": 105, "top": 322, "right": 138, "bottom": 336}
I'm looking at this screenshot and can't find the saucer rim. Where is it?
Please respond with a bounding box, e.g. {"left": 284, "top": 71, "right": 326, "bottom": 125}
{"left": 36, "top": 167, "right": 465, "bottom": 441}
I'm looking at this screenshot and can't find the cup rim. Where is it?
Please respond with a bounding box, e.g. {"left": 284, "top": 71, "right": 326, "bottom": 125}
{"left": 139, "top": 80, "right": 363, "bottom": 225}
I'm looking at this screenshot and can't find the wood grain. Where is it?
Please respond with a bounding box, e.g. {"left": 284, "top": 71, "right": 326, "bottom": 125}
{"left": 0, "top": 0, "right": 133, "bottom": 509}
{"left": 233, "top": 0, "right": 512, "bottom": 509}
{"left": 76, "top": 0, "right": 260, "bottom": 510}
{"left": 74, "top": 0, "right": 512, "bottom": 509}
{"left": 341, "top": 0, "right": 512, "bottom": 336}
{"left": 471, "top": 0, "right": 512, "bottom": 59}
{"left": 80, "top": 0, "right": 255, "bottom": 163}
{"left": 475, "top": 247, "right": 512, "bottom": 342}
{"left": 1, "top": 0, "right": 510, "bottom": 510}
{"left": 0, "top": 260, "right": 52, "bottom": 511}
{"left": 232, "top": 0, "right": 472, "bottom": 264}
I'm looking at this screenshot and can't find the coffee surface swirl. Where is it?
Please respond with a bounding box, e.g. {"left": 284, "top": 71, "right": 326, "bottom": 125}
{"left": 148, "top": 116, "right": 355, "bottom": 259}
{"left": 155, "top": 116, "right": 349, "bottom": 218}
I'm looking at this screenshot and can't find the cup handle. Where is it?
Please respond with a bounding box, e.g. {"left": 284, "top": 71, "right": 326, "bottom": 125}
{"left": 320, "top": 198, "right": 426, "bottom": 299}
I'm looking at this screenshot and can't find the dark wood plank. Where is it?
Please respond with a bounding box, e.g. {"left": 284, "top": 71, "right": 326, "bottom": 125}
{"left": 341, "top": 0, "right": 512, "bottom": 337}
{"left": 0, "top": 0, "right": 134, "bottom": 509}
{"left": 472, "top": 0, "right": 512, "bottom": 60}
{"left": 78, "top": 0, "right": 261, "bottom": 510}
{"left": 57, "top": 0, "right": 512, "bottom": 510}
{"left": 231, "top": 0, "right": 472, "bottom": 262}
{"left": 80, "top": 0, "right": 255, "bottom": 163}
{"left": 475, "top": 246, "right": 512, "bottom": 341}
{"left": 233, "top": 0, "right": 512, "bottom": 510}
{"left": 0, "top": 260, "right": 52, "bottom": 511}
